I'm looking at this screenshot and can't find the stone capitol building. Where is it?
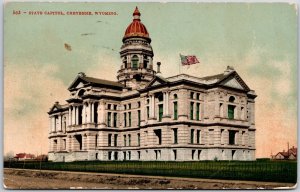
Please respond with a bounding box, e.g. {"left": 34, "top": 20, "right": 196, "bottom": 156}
{"left": 48, "top": 7, "right": 257, "bottom": 162}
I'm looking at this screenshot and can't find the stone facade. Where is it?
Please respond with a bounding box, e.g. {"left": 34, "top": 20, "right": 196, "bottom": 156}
{"left": 48, "top": 7, "right": 257, "bottom": 162}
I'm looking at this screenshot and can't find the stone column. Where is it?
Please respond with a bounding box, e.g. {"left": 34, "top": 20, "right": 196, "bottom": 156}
{"left": 68, "top": 108, "right": 71, "bottom": 126}
{"left": 91, "top": 102, "right": 95, "bottom": 123}
{"left": 71, "top": 107, "right": 75, "bottom": 125}
{"left": 178, "top": 89, "right": 188, "bottom": 120}
{"left": 149, "top": 57, "right": 153, "bottom": 69}
{"left": 163, "top": 92, "right": 166, "bottom": 115}
{"left": 52, "top": 117, "right": 56, "bottom": 132}
{"left": 99, "top": 100, "right": 106, "bottom": 128}
{"left": 74, "top": 106, "right": 78, "bottom": 125}
{"left": 86, "top": 102, "right": 90, "bottom": 123}
{"left": 82, "top": 104, "right": 86, "bottom": 124}
{"left": 150, "top": 95, "right": 155, "bottom": 118}
{"left": 166, "top": 91, "right": 170, "bottom": 115}
{"left": 58, "top": 115, "right": 62, "bottom": 132}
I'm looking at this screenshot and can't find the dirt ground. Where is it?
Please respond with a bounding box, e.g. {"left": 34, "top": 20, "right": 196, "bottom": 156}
{"left": 3, "top": 168, "right": 296, "bottom": 190}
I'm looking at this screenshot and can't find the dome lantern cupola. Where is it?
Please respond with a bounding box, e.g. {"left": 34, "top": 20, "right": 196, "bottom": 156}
{"left": 123, "top": 6, "right": 151, "bottom": 43}
{"left": 117, "top": 7, "right": 156, "bottom": 90}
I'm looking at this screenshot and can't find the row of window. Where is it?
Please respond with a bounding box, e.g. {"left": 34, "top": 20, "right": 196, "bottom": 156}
{"left": 108, "top": 133, "right": 141, "bottom": 147}
{"left": 123, "top": 55, "right": 149, "bottom": 69}
{"left": 190, "top": 92, "right": 201, "bottom": 100}
{"left": 103, "top": 149, "right": 250, "bottom": 161}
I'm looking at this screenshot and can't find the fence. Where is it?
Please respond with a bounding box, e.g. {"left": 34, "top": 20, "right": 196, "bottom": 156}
{"left": 4, "top": 160, "right": 297, "bottom": 183}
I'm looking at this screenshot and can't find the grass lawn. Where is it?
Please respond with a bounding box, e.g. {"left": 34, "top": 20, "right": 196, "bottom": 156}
{"left": 4, "top": 160, "right": 297, "bottom": 183}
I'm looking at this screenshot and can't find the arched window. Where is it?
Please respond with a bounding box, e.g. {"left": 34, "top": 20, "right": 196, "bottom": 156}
{"left": 174, "top": 94, "right": 178, "bottom": 99}
{"left": 131, "top": 55, "right": 139, "bottom": 69}
{"left": 229, "top": 96, "right": 235, "bottom": 103}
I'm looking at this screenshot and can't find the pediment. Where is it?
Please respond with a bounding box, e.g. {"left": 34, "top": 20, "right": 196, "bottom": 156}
{"left": 153, "top": 81, "right": 162, "bottom": 86}
{"left": 219, "top": 72, "right": 250, "bottom": 91}
{"left": 146, "top": 76, "right": 169, "bottom": 88}
{"left": 48, "top": 104, "right": 61, "bottom": 114}
{"left": 68, "top": 76, "right": 88, "bottom": 90}
{"left": 221, "top": 77, "right": 244, "bottom": 90}
{"left": 76, "top": 82, "right": 84, "bottom": 89}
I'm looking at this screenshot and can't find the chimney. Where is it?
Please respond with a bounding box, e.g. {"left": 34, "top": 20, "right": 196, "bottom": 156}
{"left": 157, "top": 62, "right": 161, "bottom": 73}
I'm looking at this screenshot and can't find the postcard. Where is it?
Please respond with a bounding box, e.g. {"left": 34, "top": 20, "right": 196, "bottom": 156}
{"left": 3, "top": 2, "right": 297, "bottom": 189}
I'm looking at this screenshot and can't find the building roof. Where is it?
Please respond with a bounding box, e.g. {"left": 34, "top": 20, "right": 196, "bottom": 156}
{"left": 200, "top": 73, "right": 229, "bottom": 82}
{"left": 81, "top": 76, "right": 124, "bottom": 88}
{"left": 68, "top": 72, "right": 124, "bottom": 91}
{"left": 123, "top": 7, "right": 150, "bottom": 42}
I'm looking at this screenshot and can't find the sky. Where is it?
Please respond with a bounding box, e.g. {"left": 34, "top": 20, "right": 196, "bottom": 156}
{"left": 4, "top": 2, "right": 297, "bottom": 158}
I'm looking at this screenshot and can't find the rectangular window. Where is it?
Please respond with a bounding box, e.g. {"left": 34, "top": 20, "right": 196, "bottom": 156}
{"left": 228, "top": 105, "right": 235, "bottom": 120}
{"left": 138, "top": 151, "right": 141, "bottom": 159}
{"left": 196, "top": 93, "right": 200, "bottom": 100}
{"left": 196, "top": 130, "right": 201, "bottom": 144}
{"left": 108, "top": 134, "right": 112, "bottom": 146}
{"left": 95, "top": 135, "right": 98, "bottom": 147}
{"left": 190, "top": 129, "right": 194, "bottom": 144}
{"left": 154, "top": 129, "right": 162, "bottom": 145}
{"left": 158, "top": 104, "right": 163, "bottom": 122}
{"left": 229, "top": 130, "right": 236, "bottom": 145}
{"left": 123, "top": 135, "right": 126, "bottom": 146}
{"left": 128, "top": 104, "right": 131, "bottom": 109}
{"left": 128, "top": 134, "right": 131, "bottom": 146}
{"left": 114, "top": 134, "right": 118, "bottom": 146}
{"left": 198, "top": 150, "right": 202, "bottom": 160}
{"left": 113, "top": 113, "right": 117, "bottom": 127}
{"left": 108, "top": 104, "right": 111, "bottom": 110}
{"left": 173, "top": 150, "right": 177, "bottom": 160}
{"left": 138, "top": 110, "right": 141, "bottom": 127}
{"left": 192, "top": 150, "right": 196, "bottom": 160}
{"left": 114, "top": 105, "right": 117, "bottom": 110}
{"left": 137, "top": 101, "right": 141, "bottom": 108}
{"left": 173, "top": 128, "right": 178, "bottom": 144}
{"left": 124, "top": 105, "right": 127, "bottom": 110}
{"left": 124, "top": 113, "right": 127, "bottom": 127}
{"left": 147, "top": 106, "right": 150, "bottom": 119}
{"left": 114, "top": 151, "right": 118, "bottom": 160}
{"left": 174, "top": 102, "right": 178, "bottom": 120}
{"left": 108, "top": 151, "right": 112, "bottom": 160}
{"left": 107, "top": 112, "right": 111, "bottom": 127}
{"left": 220, "top": 129, "right": 224, "bottom": 145}
{"left": 196, "top": 103, "right": 200, "bottom": 120}
{"left": 137, "top": 133, "right": 140, "bottom": 146}
{"left": 190, "top": 102, "right": 194, "bottom": 120}
{"left": 128, "top": 151, "right": 131, "bottom": 160}
{"left": 129, "top": 112, "right": 131, "bottom": 127}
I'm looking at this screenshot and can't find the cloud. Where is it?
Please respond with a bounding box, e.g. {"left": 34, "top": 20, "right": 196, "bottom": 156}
{"left": 4, "top": 61, "right": 69, "bottom": 155}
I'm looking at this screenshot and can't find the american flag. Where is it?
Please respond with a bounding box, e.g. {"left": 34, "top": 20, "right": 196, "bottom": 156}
{"left": 180, "top": 54, "right": 200, "bottom": 65}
